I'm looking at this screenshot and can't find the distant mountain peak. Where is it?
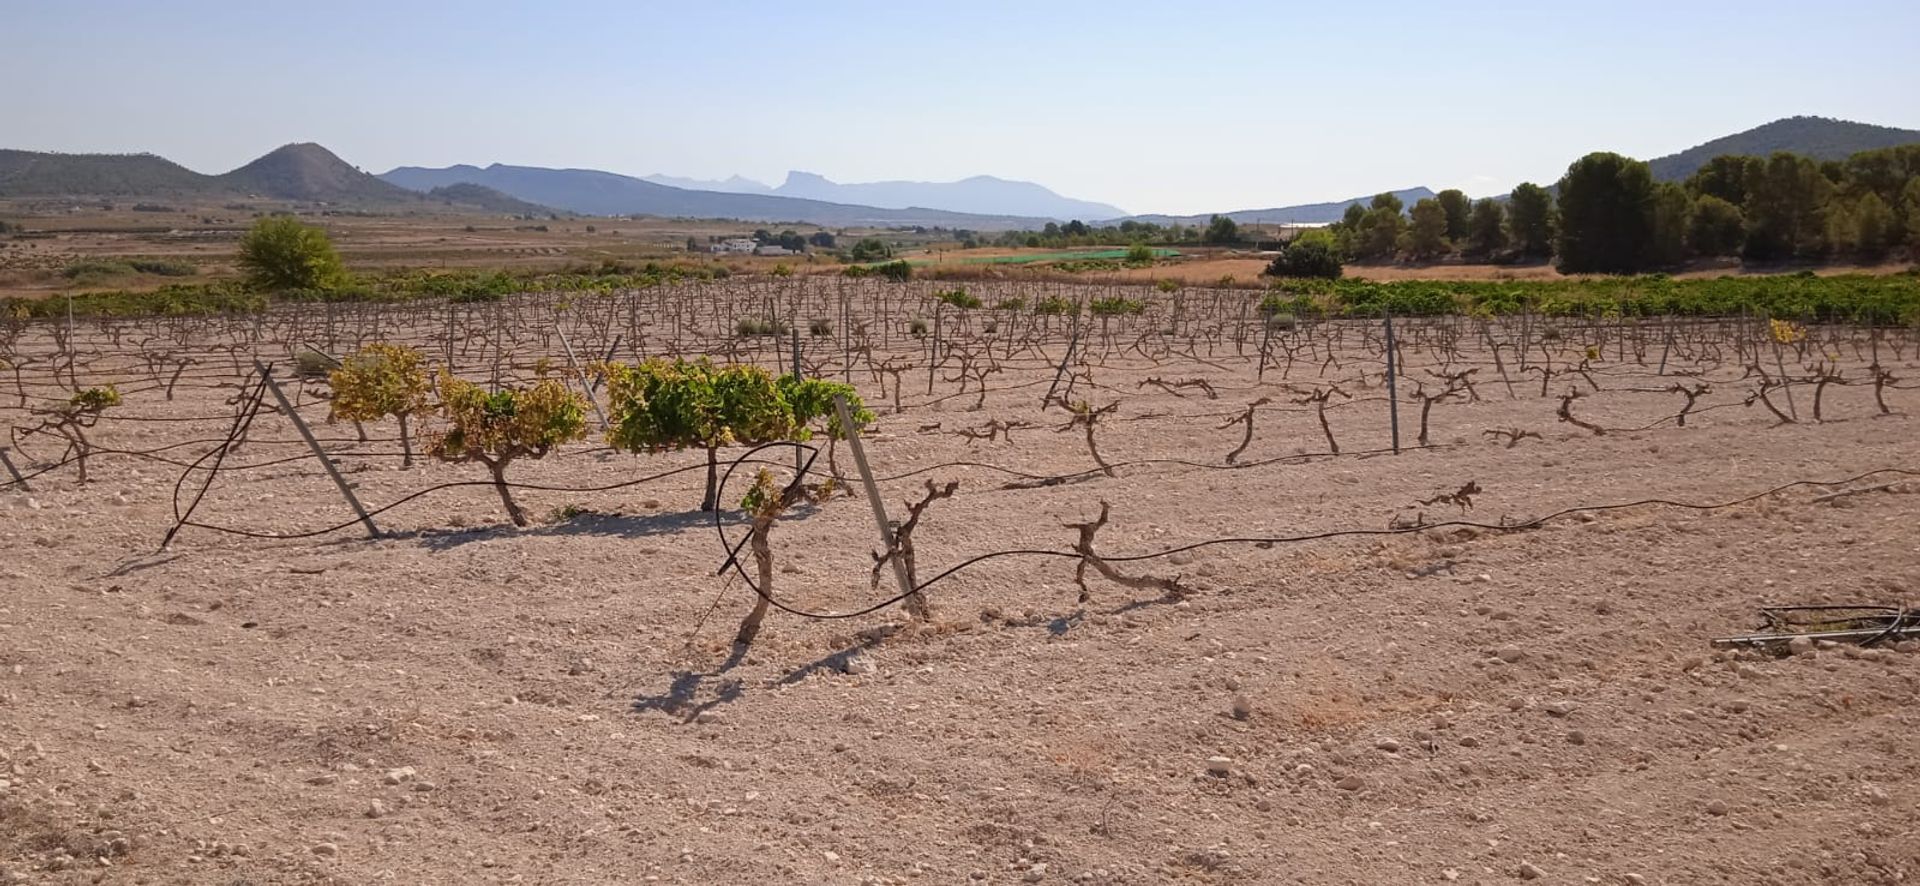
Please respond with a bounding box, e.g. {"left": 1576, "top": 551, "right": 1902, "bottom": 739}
{"left": 217, "top": 142, "right": 415, "bottom": 202}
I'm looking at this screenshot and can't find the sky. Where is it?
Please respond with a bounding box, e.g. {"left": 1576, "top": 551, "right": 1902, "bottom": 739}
{"left": 4, "top": 0, "right": 1918, "bottom": 216}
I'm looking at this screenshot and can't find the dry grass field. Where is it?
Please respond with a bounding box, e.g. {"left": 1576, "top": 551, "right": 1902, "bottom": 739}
{"left": 3, "top": 279, "right": 1918, "bottom": 883}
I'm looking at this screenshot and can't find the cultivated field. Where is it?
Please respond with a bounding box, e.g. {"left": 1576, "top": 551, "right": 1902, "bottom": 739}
{"left": 3, "top": 279, "right": 1919, "bottom": 884}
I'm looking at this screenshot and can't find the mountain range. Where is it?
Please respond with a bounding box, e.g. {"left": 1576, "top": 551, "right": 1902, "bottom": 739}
{"left": 4, "top": 116, "right": 1917, "bottom": 230}
{"left": 377, "top": 164, "right": 1053, "bottom": 229}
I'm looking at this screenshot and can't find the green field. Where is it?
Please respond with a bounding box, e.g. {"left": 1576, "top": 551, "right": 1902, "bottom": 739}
{"left": 949, "top": 247, "right": 1181, "bottom": 265}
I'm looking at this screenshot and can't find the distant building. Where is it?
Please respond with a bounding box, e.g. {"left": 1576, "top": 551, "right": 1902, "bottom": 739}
{"left": 710, "top": 238, "right": 758, "bottom": 254}
{"left": 754, "top": 245, "right": 796, "bottom": 256}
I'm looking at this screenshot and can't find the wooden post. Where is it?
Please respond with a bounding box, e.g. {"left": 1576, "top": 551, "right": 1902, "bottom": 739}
{"left": 0, "top": 446, "right": 28, "bottom": 491}
{"left": 834, "top": 395, "right": 919, "bottom": 611}
{"left": 1384, "top": 314, "right": 1401, "bottom": 454}
{"left": 255, "top": 360, "right": 380, "bottom": 539}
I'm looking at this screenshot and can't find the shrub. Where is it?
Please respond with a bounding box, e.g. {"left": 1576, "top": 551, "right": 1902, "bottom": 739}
{"left": 1265, "top": 229, "right": 1344, "bottom": 279}
{"left": 127, "top": 259, "right": 198, "bottom": 277}
{"left": 600, "top": 359, "right": 871, "bottom": 511}
{"left": 328, "top": 343, "right": 433, "bottom": 467}
{"left": 909, "top": 318, "right": 929, "bottom": 336}
{"left": 848, "top": 238, "right": 893, "bottom": 262}
{"left": 809, "top": 317, "right": 834, "bottom": 337}
{"left": 934, "top": 288, "right": 982, "bottom": 309}
{"left": 874, "top": 260, "right": 913, "bottom": 282}
{"left": 1033, "top": 296, "right": 1072, "bottom": 316}
{"left": 1090, "top": 296, "right": 1145, "bottom": 316}
{"left": 429, "top": 375, "right": 588, "bottom": 526}
{"left": 238, "top": 216, "right": 347, "bottom": 291}
{"left": 1126, "top": 243, "right": 1155, "bottom": 264}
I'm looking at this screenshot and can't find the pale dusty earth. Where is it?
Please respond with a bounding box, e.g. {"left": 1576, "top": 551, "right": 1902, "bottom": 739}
{"left": 3, "top": 300, "right": 1920, "bottom": 885}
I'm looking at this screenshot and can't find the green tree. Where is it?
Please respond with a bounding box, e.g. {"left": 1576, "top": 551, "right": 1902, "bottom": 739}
{"left": 848, "top": 238, "right": 892, "bottom": 262}
{"left": 1904, "top": 178, "right": 1920, "bottom": 256}
{"left": 1203, "top": 215, "right": 1242, "bottom": 245}
{"left": 1743, "top": 152, "right": 1833, "bottom": 261}
{"left": 429, "top": 375, "right": 588, "bottom": 527}
{"left": 1685, "top": 155, "right": 1761, "bottom": 206}
{"left": 1848, "top": 192, "right": 1897, "bottom": 260}
{"left": 1436, "top": 189, "right": 1472, "bottom": 242}
{"left": 1555, "top": 153, "right": 1656, "bottom": 273}
{"left": 238, "top": 216, "right": 347, "bottom": 291}
{"left": 1507, "top": 183, "right": 1556, "bottom": 259}
{"left": 1404, "top": 198, "right": 1451, "bottom": 260}
{"left": 1649, "top": 183, "right": 1692, "bottom": 267}
{"left": 1264, "top": 228, "right": 1342, "bottom": 279}
{"left": 1687, "top": 195, "right": 1745, "bottom": 257}
{"left": 1351, "top": 196, "right": 1406, "bottom": 262}
{"left": 1465, "top": 198, "right": 1508, "bottom": 259}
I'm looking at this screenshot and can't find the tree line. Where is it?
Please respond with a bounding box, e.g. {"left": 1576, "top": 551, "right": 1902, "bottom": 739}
{"left": 1316, "top": 144, "right": 1920, "bottom": 274}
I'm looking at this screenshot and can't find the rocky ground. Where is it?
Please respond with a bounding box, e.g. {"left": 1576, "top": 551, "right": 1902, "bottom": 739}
{"left": 3, "top": 319, "right": 1918, "bottom": 884}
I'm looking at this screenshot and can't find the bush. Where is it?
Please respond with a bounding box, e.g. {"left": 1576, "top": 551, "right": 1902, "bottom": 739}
{"left": 934, "top": 288, "right": 982, "bottom": 309}
{"left": 128, "top": 259, "right": 198, "bottom": 276}
{"left": 809, "top": 317, "right": 835, "bottom": 337}
{"left": 429, "top": 375, "right": 588, "bottom": 526}
{"left": 1090, "top": 296, "right": 1144, "bottom": 316}
{"left": 1033, "top": 296, "right": 1072, "bottom": 316}
{"left": 328, "top": 343, "right": 433, "bottom": 466}
{"left": 874, "top": 260, "right": 913, "bottom": 282}
{"left": 1126, "top": 243, "right": 1155, "bottom": 265}
{"left": 848, "top": 238, "right": 893, "bottom": 262}
{"left": 1265, "top": 230, "right": 1344, "bottom": 279}
{"left": 599, "top": 359, "right": 872, "bottom": 511}
{"left": 238, "top": 216, "right": 347, "bottom": 291}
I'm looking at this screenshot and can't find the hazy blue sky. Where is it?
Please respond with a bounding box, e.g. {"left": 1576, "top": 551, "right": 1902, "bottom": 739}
{"left": 5, "top": 0, "right": 1917, "bottom": 215}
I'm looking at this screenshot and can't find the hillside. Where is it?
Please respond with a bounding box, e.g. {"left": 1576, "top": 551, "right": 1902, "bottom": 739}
{"left": 0, "top": 143, "right": 422, "bottom": 204}
{"left": 214, "top": 143, "right": 418, "bottom": 203}
{"left": 1648, "top": 116, "right": 1920, "bottom": 181}
{"left": 379, "top": 163, "right": 1052, "bottom": 230}
{"left": 0, "top": 149, "right": 215, "bottom": 197}
{"left": 424, "top": 182, "right": 560, "bottom": 216}
{"left": 1123, "top": 187, "right": 1437, "bottom": 227}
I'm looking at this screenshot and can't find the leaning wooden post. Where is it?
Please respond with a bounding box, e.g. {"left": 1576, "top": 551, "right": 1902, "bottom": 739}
{"left": 0, "top": 446, "right": 29, "bottom": 491}
{"left": 254, "top": 360, "right": 380, "bottom": 539}
{"left": 833, "top": 394, "right": 922, "bottom": 616}
{"left": 1383, "top": 313, "right": 1401, "bottom": 454}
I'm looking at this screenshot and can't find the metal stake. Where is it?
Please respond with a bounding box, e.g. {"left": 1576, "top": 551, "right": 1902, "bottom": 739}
{"left": 1384, "top": 314, "right": 1401, "bottom": 453}
{"left": 833, "top": 395, "right": 918, "bottom": 609}
{"left": 255, "top": 360, "right": 379, "bottom": 539}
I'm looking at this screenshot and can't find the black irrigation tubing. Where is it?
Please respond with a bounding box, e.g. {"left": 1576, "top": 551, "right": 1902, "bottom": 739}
{"left": 719, "top": 466, "right": 1920, "bottom": 622}
{"left": 168, "top": 454, "right": 816, "bottom": 542}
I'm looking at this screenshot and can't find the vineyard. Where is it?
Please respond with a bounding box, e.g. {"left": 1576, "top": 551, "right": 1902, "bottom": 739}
{"left": 3, "top": 275, "right": 1920, "bottom": 883}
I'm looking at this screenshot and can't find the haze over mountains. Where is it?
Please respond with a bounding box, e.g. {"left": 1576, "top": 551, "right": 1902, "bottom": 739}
{"left": 3, "top": 117, "right": 1916, "bottom": 231}
{"left": 633, "top": 171, "right": 1126, "bottom": 220}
